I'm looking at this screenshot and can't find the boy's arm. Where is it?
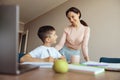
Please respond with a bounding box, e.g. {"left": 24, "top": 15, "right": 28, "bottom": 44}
{"left": 20, "top": 53, "right": 54, "bottom": 63}
{"left": 58, "top": 56, "right": 66, "bottom": 61}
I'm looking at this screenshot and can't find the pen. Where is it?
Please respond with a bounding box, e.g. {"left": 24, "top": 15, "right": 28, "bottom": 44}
{"left": 61, "top": 53, "right": 65, "bottom": 56}
{"left": 47, "top": 49, "right": 51, "bottom": 57}
{"left": 86, "top": 64, "right": 108, "bottom": 66}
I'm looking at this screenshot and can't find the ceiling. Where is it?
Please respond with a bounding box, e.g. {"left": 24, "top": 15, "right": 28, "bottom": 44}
{"left": 1, "top": 0, "right": 68, "bottom": 24}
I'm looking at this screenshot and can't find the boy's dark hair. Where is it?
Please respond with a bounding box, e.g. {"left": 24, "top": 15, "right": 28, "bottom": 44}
{"left": 37, "top": 25, "right": 55, "bottom": 43}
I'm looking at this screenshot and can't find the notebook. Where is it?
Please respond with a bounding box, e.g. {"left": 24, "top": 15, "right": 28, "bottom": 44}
{"left": 0, "top": 5, "right": 39, "bottom": 74}
{"left": 68, "top": 64, "right": 105, "bottom": 75}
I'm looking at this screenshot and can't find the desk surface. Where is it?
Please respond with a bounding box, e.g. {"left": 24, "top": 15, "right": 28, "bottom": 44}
{"left": 0, "top": 68, "right": 120, "bottom": 80}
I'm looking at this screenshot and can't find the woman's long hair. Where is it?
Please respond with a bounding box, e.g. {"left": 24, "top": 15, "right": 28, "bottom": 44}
{"left": 66, "top": 7, "right": 88, "bottom": 27}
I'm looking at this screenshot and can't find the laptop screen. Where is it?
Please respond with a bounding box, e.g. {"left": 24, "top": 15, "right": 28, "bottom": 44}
{"left": 0, "top": 5, "right": 19, "bottom": 74}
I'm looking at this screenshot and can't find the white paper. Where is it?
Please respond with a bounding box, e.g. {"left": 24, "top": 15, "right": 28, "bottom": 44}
{"left": 22, "top": 62, "right": 53, "bottom": 68}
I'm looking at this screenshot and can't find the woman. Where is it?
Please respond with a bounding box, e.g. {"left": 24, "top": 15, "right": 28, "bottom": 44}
{"left": 55, "top": 7, "right": 90, "bottom": 63}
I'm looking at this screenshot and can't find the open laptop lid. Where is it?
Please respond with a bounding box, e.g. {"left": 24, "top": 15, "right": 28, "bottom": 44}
{"left": 0, "top": 5, "right": 19, "bottom": 74}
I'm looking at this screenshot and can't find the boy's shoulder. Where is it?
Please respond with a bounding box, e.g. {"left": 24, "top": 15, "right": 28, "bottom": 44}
{"left": 39, "top": 45, "right": 55, "bottom": 50}
{"left": 37, "top": 45, "right": 58, "bottom": 52}
{"left": 34, "top": 45, "right": 47, "bottom": 51}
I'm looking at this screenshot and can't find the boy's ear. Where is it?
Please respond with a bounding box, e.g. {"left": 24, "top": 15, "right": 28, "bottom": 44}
{"left": 46, "top": 37, "right": 51, "bottom": 42}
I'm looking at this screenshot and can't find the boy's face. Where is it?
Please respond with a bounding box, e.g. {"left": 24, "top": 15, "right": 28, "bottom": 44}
{"left": 49, "top": 30, "right": 58, "bottom": 44}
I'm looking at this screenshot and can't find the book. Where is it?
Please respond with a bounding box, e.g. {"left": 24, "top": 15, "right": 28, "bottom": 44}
{"left": 68, "top": 64, "right": 105, "bottom": 75}
{"left": 82, "top": 61, "right": 120, "bottom": 71}
{"left": 105, "top": 64, "right": 120, "bottom": 71}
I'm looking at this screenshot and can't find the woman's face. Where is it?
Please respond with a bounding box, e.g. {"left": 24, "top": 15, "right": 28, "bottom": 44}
{"left": 67, "top": 11, "right": 80, "bottom": 26}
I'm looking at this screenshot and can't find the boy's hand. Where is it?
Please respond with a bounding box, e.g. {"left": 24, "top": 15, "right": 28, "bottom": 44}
{"left": 44, "top": 57, "right": 54, "bottom": 62}
{"left": 58, "top": 56, "right": 66, "bottom": 61}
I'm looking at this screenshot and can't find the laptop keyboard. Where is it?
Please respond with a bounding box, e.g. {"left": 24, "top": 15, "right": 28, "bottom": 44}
{"left": 19, "top": 64, "right": 39, "bottom": 73}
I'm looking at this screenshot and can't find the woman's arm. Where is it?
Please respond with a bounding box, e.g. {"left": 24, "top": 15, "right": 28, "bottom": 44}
{"left": 81, "top": 27, "right": 90, "bottom": 61}
{"left": 55, "top": 31, "right": 67, "bottom": 50}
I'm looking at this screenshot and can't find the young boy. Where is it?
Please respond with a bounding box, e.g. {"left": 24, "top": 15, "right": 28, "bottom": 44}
{"left": 20, "top": 25, "right": 65, "bottom": 62}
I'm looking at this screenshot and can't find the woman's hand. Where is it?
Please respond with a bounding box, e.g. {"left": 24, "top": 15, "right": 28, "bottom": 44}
{"left": 84, "top": 56, "right": 90, "bottom": 61}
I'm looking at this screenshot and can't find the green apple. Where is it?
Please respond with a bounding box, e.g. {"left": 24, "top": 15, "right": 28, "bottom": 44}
{"left": 53, "top": 59, "right": 68, "bottom": 73}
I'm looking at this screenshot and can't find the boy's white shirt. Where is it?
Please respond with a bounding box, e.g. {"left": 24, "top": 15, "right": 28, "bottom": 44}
{"left": 29, "top": 46, "right": 62, "bottom": 59}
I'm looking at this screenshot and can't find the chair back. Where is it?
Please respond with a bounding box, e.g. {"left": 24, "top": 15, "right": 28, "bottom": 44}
{"left": 100, "top": 57, "right": 120, "bottom": 63}
{"left": 18, "top": 52, "right": 25, "bottom": 63}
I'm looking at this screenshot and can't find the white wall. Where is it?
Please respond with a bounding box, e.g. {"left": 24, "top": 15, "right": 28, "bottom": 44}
{"left": 25, "top": 0, "right": 120, "bottom": 62}
{"left": 19, "top": 22, "right": 25, "bottom": 33}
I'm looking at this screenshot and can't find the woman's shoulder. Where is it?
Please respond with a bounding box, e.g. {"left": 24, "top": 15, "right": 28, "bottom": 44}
{"left": 83, "top": 26, "right": 90, "bottom": 34}
{"left": 84, "top": 26, "right": 90, "bottom": 32}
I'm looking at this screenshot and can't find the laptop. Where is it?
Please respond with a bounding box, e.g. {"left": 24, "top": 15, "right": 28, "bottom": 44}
{"left": 0, "top": 5, "right": 39, "bottom": 74}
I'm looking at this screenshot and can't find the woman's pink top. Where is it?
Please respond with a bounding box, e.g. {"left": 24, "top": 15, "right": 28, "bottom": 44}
{"left": 55, "top": 24, "right": 90, "bottom": 57}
